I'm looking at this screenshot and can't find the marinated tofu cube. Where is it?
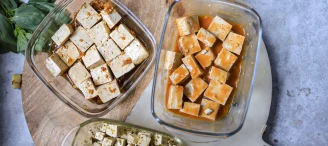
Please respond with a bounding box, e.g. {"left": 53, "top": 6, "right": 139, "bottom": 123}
{"left": 98, "top": 39, "right": 121, "bottom": 62}
{"left": 137, "top": 134, "right": 151, "bottom": 146}
{"left": 76, "top": 4, "right": 101, "bottom": 29}
{"left": 68, "top": 62, "right": 91, "bottom": 85}
{"left": 178, "top": 34, "right": 201, "bottom": 56}
{"left": 200, "top": 98, "right": 220, "bottom": 121}
{"left": 70, "top": 27, "right": 94, "bottom": 52}
{"left": 197, "top": 27, "right": 216, "bottom": 47}
{"left": 51, "top": 24, "right": 74, "bottom": 46}
{"left": 208, "top": 16, "right": 232, "bottom": 41}
{"left": 223, "top": 32, "right": 245, "bottom": 55}
{"left": 209, "top": 66, "right": 228, "bottom": 83}
{"left": 100, "top": 123, "right": 108, "bottom": 132}
{"left": 180, "top": 102, "right": 200, "bottom": 116}
{"left": 101, "top": 8, "right": 122, "bottom": 29}
{"left": 90, "top": 64, "right": 113, "bottom": 86}
{"left": 169, "top": 64, "right": 190, "bottom": 85}
{"left": 82, "top": 45, "right": 105, "bottom": 69}
{"left": 182, "top": 55, "right": 203, "bottom": 79}
{"left": 45, "top": 54, "right": 68, "bottom": 77}
{"left": 110, "top": 24, "right": 135, "bottom": 50}
{"left": 97, "top": 80, "right": 121, "bottom": 103}
{"left": 92, "top": 142, "right": 101, "bottom": 146}
{"left": 164, "top": 51, "right": 183, "bottom": 70}
{"left": 183, "top": 77, "right": 208, "bottom": 102}
{"left": 105, "top": 124, "right": 121, "bottom": 138}
{"left": 195, "top": 47, "right": 215, "bottom": 68}
{"left": 114, "top": 138, "right": 126, "bottom": 146}
{"left": 204, "top": 80, "right": 233, "bottom": 105}
{"left": 175, "top": 15, "right": 200, "bottom": 36}
{"left": 124, "top": 39, "right": 149, "bottom": 65}
{"left": 88, "top": 21, "right": 111, "bottom": 46}
{"left": 120, "top": 127, "right": 137, "bottom": 139}
{"left": 127, "top": 133, "right": 139, "bottom": 144}
{"left": 102, "top": 137, "right": 116, "bottom": 146}
{"left": 214, "top": 48, "right": 238, "bottom": 71}
{"left": 167, "top": 85, "right": 183, "bottom": 109}
{"left": 77, "top": 78, "right": 97, "bottom": 99}
{"left": 154, "top": 134, "right": 168, "bottom": 146}
{"left": 109, "top": 54, "right": 135, "bottom": 78}
{"left": 56, "top": 41, "right": 80, "bottom": 67}
{"left": 95, "top": 131, "right": 106, "bottom": 141}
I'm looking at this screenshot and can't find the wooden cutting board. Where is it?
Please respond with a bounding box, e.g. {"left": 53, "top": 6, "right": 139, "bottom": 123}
{"left": 22, "top": 0, "right": 174, "bottom": 145}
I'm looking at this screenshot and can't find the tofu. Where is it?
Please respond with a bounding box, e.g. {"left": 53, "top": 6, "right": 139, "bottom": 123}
{"left": 100, "top": 123, "right": 108, "bottom": 132}
{"left": 56, "top": 41, "right": 80, "bottom": 67}
{"left": 137, "top": 134, "right": 151, "bottom": 146}
{"left": 92, "top": 142, "right": 101, "bottom": 146}
{"left": 180, "top": 102, "right": 201, "bottom": 116}
{"left": 167, "top": 85, "right": 183, "bottom": 109}
{"left": 164, "top": 51, "right": 183, "bottom": 70}
{"left": 169, "top": 64, "right": 190, "bottom": 85}
{"left": 90, "top": 64, "right": 113, "bottom": 86}
{"left": 183, "top": 77, "right": 208, "bottom": 102}
{"left": 120, "top": 127, "right": 137, "bottom": 139}
{"left": 223, "top": 32, "right": 245, "bottom": 55}
{"left": 105, "top": 124, "right": 121, "bottom": 138}
{"left": 195, "top": 47, "right": 215, "bottom": 68}
{"left": 97, "top": 80, "right": 121, "bottom": 103}
{"left": 214, "top": 48, "right": 238, "bottom": 71}
{"left": 95, "top": 131, "right": 105, "bottom": 141}
{"left": 114, "top": 138, "right": 126, "bottom": 146}
{"left": 97, "top": 39, "right": 121, "bottom": 62}
{"left": 77, "top": 78, "right": 97, "bottom": 99}
{"left": 175, "top": 15, "right": 200, "bottom": 36}
{"left": 127, "top": 133, "right": 139, "bottom": 144}
{"left": 154, "top": 134, "right": 168, "bottom": 146}
{"left": 76, "top": 4, "right": 101, "bottom": 29}
{"left": 51, "top": 24, "right": 74, "bottom": 46}
{"left": 197, "top": 27, "right": 216, "bottom": 47}
{"left": 124, "top": 39, "right": 149, "bottom": 65}
{"left": 178, "top": 34, "right": 201, "bottom": 56}
{"left": 200, "top": 98, "right": 220, "bottom": 121}
{"left": 102, "top": 137, "right": 116, "bottom": 146}
{"left": 209, "top": 66, "right": 228, "bottom": 83}
{"left": 88, "top": 21, "right": 111, "bottom": 46}
{"left": 110, "top": 24, "right": 135, "bottom": 50}
{"left": 109, "top": 54, "right": 135, "bottom": 78}
{"left": 70, "top": 26, "right": 94, "bottom": 52}
{"left": 207, "top": 16, "right": 232, "bottom": 41}
{"left": 101, "top": 9, "right": 122, "bottom": 29}
{"left": 182, "top": 55, "right": 203, "bottom": 79}
{"left": 68, "top": 62, "right": 91, "bottom": 85}
{"left": 82, "top": 45, "right": 105, "bottom": 69}
{"left": 204, "top": 80, "right": 233, "bottom": 105}
{"left": 45, "top": 54, "right": 68, "bottom": 77}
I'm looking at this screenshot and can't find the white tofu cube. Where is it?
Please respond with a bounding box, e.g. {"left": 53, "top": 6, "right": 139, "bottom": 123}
{"left": 204, "top": 80, "right": 233, "bottom": 105}
{"left": 100, "top": 123, "right": 108, "bottom": 132}
{"left": 82, "top": 45, "right": 105, "bottom": 69}
{"left": 200, "top": 98, "right": 220, "bottom": 121}
{"left": 209, "top": 66, "right": 228, "bottom": 83}
{"left": 195, "top": 47, "right": 215, "bottom": 68}
{"left": 208, "top": 16, "right": 232, "bottom": 41}
{"left": 45, "top": 54, "right": 68, "bottom": 77}
{"left": 77, "top": 78, "right": 97, "bottom": 99}
{"left": 182, "top": 55, "right": 203, "bottom": 79}
{"left": 56, "top": 41, "right": 80, "bottom": 67}
{"left": 169, "top": 64, "right": 190, "bottom": 85}
{"left": 137, "top": 131, "right": 152, "bottom": 137}
{"left": 214, "top": 48, "right": 238, "bottom": 71}
{"left": 127, "top": 133, "right": 139, "bottom": 144}
{"left": 110, "top": 24, "right": 135, "bottom": 50}
{"left": 197, "top": 27, "right": 216, "bottom": 47}
{"left": 154, "top": 134, "right": 168, "bottom": 145}
{"left": 97, "top": 39, "right": 121, "bottom": 62}
{"left": 101, "top": 9, "right": 122, "bottom": 29}
{"left": 178, "top": 34, "right": 201, "bottom": 56}
{"left": 51, "top": 24, "right": 74, "bottom": 46}
{"left": 96, "top": 80, "right": 121, "bottom": 103}
{"left": 95, "top": 131, "right": 105, "bottom": 141}
{"left": 180, "top": 102, "right": 200, "bottom": 116}
{"left": 120, "top": 127, "right": 137, "bottom": 139}
{"left": 105, "top": 124, "right": 121, "bottom": 138}
{"left": 68, "top": 62, "right": 91, "bottom": 85}
{"left": 164, "top": 51, "right": 183, "bottom": 70}
{"left": 124, "top": 39, "right": 149, "bottom": 65}
{"left": 114, "top": 138, "right": 126, "bottom": 146}
{"left": 223, "top": 32, "right": 245, "bottom": 55}
{"left": 137, "top": 135, "right": 151, "bottom": 146}
{"left": 109, "top": 54, "right": 135, "bottom": 78}
{"left": 102, "top": 137, "right": 116, "bottom": 146}
{"left": 88, "top": 21, "right": 111, "bottom": 46}
{"left": 183, "top": 77, "right": 208, "bottom": 102}
{"left": 90, "top": 64, "right": 113, "bottom": 86}
{"left": 70, "top": 26, "right": 94, "bottom": 52}
{"left": 167, "top": 85, "right": 183, "bottom": 109}
{"left": 76, "top": 4, "right": 101, "bottom": 29}
{"left": 175, "top": 15, "right": 200, "bottom": 36}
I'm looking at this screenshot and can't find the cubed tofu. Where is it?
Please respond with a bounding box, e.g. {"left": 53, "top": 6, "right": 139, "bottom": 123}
{"left": 154, "top": 134, "right": 168, "bottom": 146}
{"left": 101, "top": 9, "right": 122, "bottom": 29}
{"left": 110, "top": 24, "right": 135, "bottom": 50}
{"left": 70, "top": 26, "right": 94, "bottom": 52}
{"left": 105, "top": 124, "right": 121, "bottom": 138}
{"left": 51, "top": 24, "right": 74, "bottom": 46}
{"left": 127, "top": 133, "right": 139, "bottom": 144}
{"left": 164, "top": 51, "right": 183, "bottom": 70}
{"left": 100, "top": 123, "right": 108, "bottom": 132}
{"left": 180, "top": 102, "right": 200, "bottom": 116}
{"left": 120, "top": 127, "right": 137, "bottom": 139}
{"left": 175, "top": 15, "right": 200, "bottom": 36}
{"left": 68, "top": 62, "right": 91, "bottom": 85}
{"left": 98, "top": 39, "right": 121, "bottom": 62}
{"left": 204, "top": 80, "right": 233, "bottom": 105}
{"left": 195, "top": 47, "right": 215, "bottom": 68}
{"left": 197, "top": 27, "right": 216, "bottom": 47}
{"left": 82, "top": 45, "right": 105, "bottom": 69}
{"left": 169, "top": 64, "right": 190, "bottom": 85}
{"left": 124, "top": 39, "right": 149, "bottom": 65}
{"left": 214, "top": 48, "right": 238, "bottom": 71}
{"left": 114, "top": 138, "right": 126, "bottom": 146}
{"left": 138, "top": 131, "right": 152, "bottom": 137}
{"left": 183, "top": 77, "right": 208, "bottom": 102}
{"left": 182, "top": 55, "right": 203, "bottom": 79}
{"left": 207, "top": 16, "right": 232, "bottom": 41}
{"left": 96, "top": 80, "right": 121, "bottom": 103}
{"left": 109, "top": 54, "right": 135, "bottom": 78}
{"left": 137, "top": 134, "right": 151, "bottom": 146}
{"left": 178, "top": 34, "right": 201, "bottom": 56}
{"left": 88, "top": 21, "right": 111, "bottom": 46}
{"left": 223, "top": 32, "right": 245, "bottom": 55}
{"left": 200, "top": 98, "right": 220, "bottom": 121}
{"left": 95, "top": 131, "right": 105, "bottom": 141}
{"left": 167, "top": 85, "right": 183, "bottom": 109}
{"left": 102, "top": 137, "right": 116, "bottom": 146}
{"left": 90, "top": 64, "right": 113, "bottom": 86}
{"left": 76, "top": 4, "right": 101, "bottom": 29}
{"left": 77, "top": 78, "right": 97, "bottom": 99}
{"left": 92, "top": 142, "right": 101, "bottom": 146}
{"left": 56, "top": 41, "right": 80, "bottom": 67}
{"left": 209, "top": 66, "right": 228, "bottom": 83}
{"left": 45, "top": 54, "right": 68, "bottom": 77}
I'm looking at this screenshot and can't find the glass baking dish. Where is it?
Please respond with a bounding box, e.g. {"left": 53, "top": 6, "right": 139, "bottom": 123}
{"left": 151, "top": 0, "right": 262, "bottom": 137}
{"left": 25, "top": 0, "right": 156, "bottom": 117}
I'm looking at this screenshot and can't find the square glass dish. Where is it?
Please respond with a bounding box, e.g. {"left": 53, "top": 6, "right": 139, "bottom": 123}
{"left": 151, "top": 0, "right": 262, "bottom": 137}
{"left": 25, "top": 0, "right": 156, "bottom": 117}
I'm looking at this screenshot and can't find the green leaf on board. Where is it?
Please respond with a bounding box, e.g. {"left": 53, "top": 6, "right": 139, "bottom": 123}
{"left": 11, "top": 4, "right": 45, "bottom": 30}
{"left": 27, "top": 2, "right": 55, "bottom": 14}
{"left": 0, "top": 14, "right": 17, "bottom": 53}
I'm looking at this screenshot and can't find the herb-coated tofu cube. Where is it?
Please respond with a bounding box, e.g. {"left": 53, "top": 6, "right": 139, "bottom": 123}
{"left": 127, "top": 133, "right": 139, "bottom": 144}
{"left": 209, "top": 66, "right": 228, "bottom": 83}
{"left": 164, "top": 51, "right": 183, "bottom": 70}
{"left": 110, "top": 24, "right": 135, "bottom": 50}
{"left": 195, "top": 47, "right": 215, "bottom": 68}
{"left": 97, "top": 39, "right": 121, "bottom": 62}
{"left": 114, "top": 138, "right": 126, "bottom": 146}
{"left": 95, "top": 131, "right": 105, "bottom": 141}
{"left": 178, "top": 34, "right": 201, "bottom": 56}
{"left": 223, "top": 32, "right": 245, "bottom": 55}
{"left": 120, "top": 127, "right": 137, "bottom": 139}
{"left": 92, "top": 142, "right": 101, "bottom": 146}
{"left": 214, "top": 48, "right": 238, "bottom": 71}
{"left": 96, "top": 80, "right": 120, "bottom": 103}
{"left": 138, "top": 131, "right": 152, "bottom": 137}
{"left": 124, "top": 39, "right": 149, "bottom": 65}
{"left": 68, "top": 62, "right": 91, "bottom": 85}
{"left": 182, "top": 55, "right": 203, "bottom": 79}
{"left": 82, "top": 45, "right": 105, "bottom": 69}
{"left": 167, "top": 85, "right": 183, "bottom": 109}
{"left": 154, "top": 134, "right": 168, "bottom": 145}
{"left": 137, "top": 134, "right": 151, "bottom": 146}
{"left": 200, "top": 98, "right": 220, "bottom": 121}
{"left": 90, "top": 64, "right": 113, "bottom": 86}
{"left": 101, "top": 8, "right": 122, "bottom": 29}
{"left": 204, "top": 80, "right": 233, "bottom": 105}
{"left": 207, "top": 16, "right": 232, "bottom": 41}
{"left": 76, "top": 4, "right": 101, "bottom": 29}
{"left": 105, "top": 124, "right": 121, "bottom": 138}
{"left": 102, "top": 137, "right": 116, "bottom": 146}
{"left": 88, "top": 21, "right": 111, "bottom": 46}
{"left": 70, "top": 27, "right": 94, "bottom": 52}
{"left": 197, "top": 27, "right": 216, "bottom": 47}
{"left": 56, "top": 41, "right": 80, "bottom": 67}
{"left": 45, "top": 54, "right": 68, "bottom": 77}
{"left": 51, "top": 24, "right": 74, "bottom": 46}
{"left": 180, "top": 102, "right": 200, "bottom": 116}
{"left": 183, "top": 77, "right": 208, "bottom": 102}
{"left": 175, "top": 15, "right": 200, "bottom": 36}
{"left": 109, "top": 54, "right": 135, "bottom": 78}
{"left": 169, "top": 64, "right": 190, "bottom": 85}
{"left": 77, "top": 78, "right": 97, "bottom": 99}
{"left": 100, "top": 123, "right": 108, "bottom": 132}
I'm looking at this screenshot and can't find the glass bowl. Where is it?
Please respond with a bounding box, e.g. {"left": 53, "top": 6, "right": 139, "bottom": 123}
{"left": 25, "top": 0, "right": 156, "bottom": 117}
{"left": 151, "top": 0, "right": 262, "bottom": 137}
